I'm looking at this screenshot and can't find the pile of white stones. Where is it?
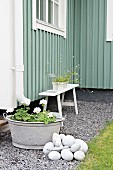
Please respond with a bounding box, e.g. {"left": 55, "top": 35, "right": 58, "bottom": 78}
{"left": 43, "top": 133, "right": 88, "bottom": 161}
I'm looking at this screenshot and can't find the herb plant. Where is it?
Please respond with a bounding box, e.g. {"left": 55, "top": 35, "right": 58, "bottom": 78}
{"left": 53, "top": 67, "right": 79, "bottom": 83}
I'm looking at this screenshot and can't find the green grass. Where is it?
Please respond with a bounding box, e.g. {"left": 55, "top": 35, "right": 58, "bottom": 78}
{"left": 76, "top": 122, "right": 113, "bottom": 170}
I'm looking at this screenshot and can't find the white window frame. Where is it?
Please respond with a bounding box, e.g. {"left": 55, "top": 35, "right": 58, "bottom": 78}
{"left": 32, "top": 0, "right": 67, "bottom": 38}
{"left": 106, "top": 0, "right": 113, "bottom": 41}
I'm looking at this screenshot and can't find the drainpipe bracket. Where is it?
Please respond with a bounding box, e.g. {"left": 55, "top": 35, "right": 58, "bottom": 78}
{"left": 16, "top": 65, "right": 24, "bottom": 72}
{"left": 11, "top": 67, "right": 15, "bottom": 70}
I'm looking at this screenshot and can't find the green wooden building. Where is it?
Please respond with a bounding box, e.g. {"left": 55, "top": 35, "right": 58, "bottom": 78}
{"left": 23, "top": 0, "right": 113, "bottom": 101}
{"left": 0, "top": 0, "right": 113, "bottom": 109}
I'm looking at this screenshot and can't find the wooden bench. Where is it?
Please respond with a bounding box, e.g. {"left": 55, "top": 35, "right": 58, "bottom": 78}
{"left": 39, "top": 84, "right": 79, "bottom": 120}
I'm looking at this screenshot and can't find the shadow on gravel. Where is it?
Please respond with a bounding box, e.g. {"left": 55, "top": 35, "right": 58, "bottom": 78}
{"left": 47, "top": 88, "right": 113, "bottom": 112}
{"left": 76, "top": 88, "right": 113, "bottom": 103}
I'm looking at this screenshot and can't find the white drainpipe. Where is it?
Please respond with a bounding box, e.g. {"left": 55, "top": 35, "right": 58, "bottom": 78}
{"left": 14, "top": 0, "right": 30, "bottom": 104}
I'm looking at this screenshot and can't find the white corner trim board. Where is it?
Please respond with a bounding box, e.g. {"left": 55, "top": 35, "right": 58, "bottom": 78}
{"left": 0, "top": 0, "right": 16, "bottom": 109}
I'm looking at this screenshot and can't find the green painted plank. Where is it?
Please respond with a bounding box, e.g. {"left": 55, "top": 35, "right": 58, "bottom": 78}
{"left": 31, "top": 31, "right": 36, "bottom": 100}
{"left": 110, "top": 42, "right": 113, "bottom": 88}
{"left": 23, "top": 0, "right": 28, "bottom": 97}
{"left": 39, "top": 30, "right": 43, "bottom": 92}
{"left": 27, "top": 0, "right": 32, "bottom": 98}
{"left": 35, "top": 30, "right": 39, "bottom": 98}
{"left": 92, "top": 0, "right": 98, "bottom": 88}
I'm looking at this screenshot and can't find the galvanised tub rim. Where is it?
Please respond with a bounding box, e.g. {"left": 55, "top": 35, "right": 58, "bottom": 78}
{"left": 5, "top": 115, "right": 63, "bottom": 125}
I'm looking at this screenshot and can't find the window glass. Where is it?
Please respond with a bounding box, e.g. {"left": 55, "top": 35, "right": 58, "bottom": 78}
{"left": 54, "top": 3, "right": 58, "bottom": 27}
{"left": 40, "top": 0, "right": 46, "bottom": 22}
{"left": 37, "top": 0, "right": 59, "bottom": 27}
{"left": 48, "top": 0, "right": 53, "bottom": 25}
{"left": 55, "top": 0, "right": 59, "bottom": 3}
{"left": 36, "top": 0, "right": 39, "bottom": 19}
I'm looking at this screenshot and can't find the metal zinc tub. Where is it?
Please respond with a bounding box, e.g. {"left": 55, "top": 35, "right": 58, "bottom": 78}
{"left": 5, "top": 115, "right": 62, "bottom": 149}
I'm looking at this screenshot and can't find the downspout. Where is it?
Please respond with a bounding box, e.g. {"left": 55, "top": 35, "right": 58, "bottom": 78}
{"left": 14, "top": 0, "right": 30, "bottom": 104}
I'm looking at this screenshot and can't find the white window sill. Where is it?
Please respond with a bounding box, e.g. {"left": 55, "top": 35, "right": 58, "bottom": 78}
{"left": 35, "top": 19, "right": 66, "bottom": 38}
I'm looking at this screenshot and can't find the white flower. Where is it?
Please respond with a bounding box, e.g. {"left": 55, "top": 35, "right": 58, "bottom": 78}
{"left": 6, "top": 108, "right": 14, "bottom": 113}
{"left": 33, "top": 107, "right": 41, "bottom": 114}
{"left": 47, "top": 112, "right": 53, "bottom": 118}
{"left": 21, "top": 98, "right": 31, "bottom": 106}
{"left": 40, "top": 99, "right": 47, "bottom": 105}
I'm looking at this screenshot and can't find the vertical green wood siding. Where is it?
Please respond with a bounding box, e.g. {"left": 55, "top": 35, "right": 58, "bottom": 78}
{"left": 23, "top": 0, "right": 74, "bottom": 100}
{"left": 74, "top": 0, "right": 113, "bottom": 89}
{"left": 23, "top": 0, "right": 113, "bottom": 101}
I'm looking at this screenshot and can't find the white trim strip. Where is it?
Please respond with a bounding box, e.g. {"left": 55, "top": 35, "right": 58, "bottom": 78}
{"left": 32, "top": 0, "right": 36, "bottom": 30}
{"left": 106, "top": 0, "right": 113, "bottom": 41}
{"left": 39, "top": 0, "right": 40, "bottom": 19}
{"left": 36, "top": 20, "right": 65, "bottom": 37}
{"left": 46, "top": 0, "right": 48, "bottom": 22}
{"left": 53, "top": 0, "right": 54, "bottom": 25}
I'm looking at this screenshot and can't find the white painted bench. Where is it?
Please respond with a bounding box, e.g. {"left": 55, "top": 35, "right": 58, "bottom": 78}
{"left": 39, "top": 84, "right": 79, "bottom": 120}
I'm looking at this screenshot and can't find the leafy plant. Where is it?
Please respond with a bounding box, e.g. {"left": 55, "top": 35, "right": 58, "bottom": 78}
{"left": 10, "top": 99, "right": 56, "bottom": 124}
{"left": 53, "top": 66, "right": 79, "bottom": 83}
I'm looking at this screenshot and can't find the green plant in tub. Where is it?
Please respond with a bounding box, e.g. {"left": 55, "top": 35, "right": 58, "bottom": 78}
{"left": 10, "top": 99, "right": 56, "bottom": 124}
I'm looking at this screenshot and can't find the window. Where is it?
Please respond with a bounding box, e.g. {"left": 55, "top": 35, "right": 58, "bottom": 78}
{"left": 106, "top": 0, "right": 113, "bottom": 41}
{"left": 36, "top": 0, "right": 59, "bottom": 27}
{"left": 32, "top": 0, "right": 66, "bottom": 38}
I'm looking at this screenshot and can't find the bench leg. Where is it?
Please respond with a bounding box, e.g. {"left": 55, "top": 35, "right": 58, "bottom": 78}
{"left": 73, "top": 88, "right": 78, "bottom": 114}
{"left": 57, "top": 94, "right": 63, "bottom": 126}
{"left": 61, "top": 93, "right": 65, "bottom": 105}
{"left": 44, "top": 96, "right": 48, "bottom": 111}
{"left": 57, "top": 95, "right": 62, "bottom": 118}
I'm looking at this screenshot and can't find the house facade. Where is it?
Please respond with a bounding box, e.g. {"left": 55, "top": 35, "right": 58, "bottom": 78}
{"left": 0, "top": 0, "right": 113, "bottom": 109}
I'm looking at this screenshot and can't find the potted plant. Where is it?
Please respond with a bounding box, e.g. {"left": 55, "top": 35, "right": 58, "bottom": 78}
{"left": 52, "top": 67, "right": 79, "bottom": 91}
{"left": 4, "top": 99, "right": 62, "bottom": 149}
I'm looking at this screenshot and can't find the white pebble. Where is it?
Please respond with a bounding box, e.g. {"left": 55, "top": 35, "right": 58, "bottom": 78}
{"left": 74, "top": 139, "right": 88, "bottom": 153}
{"left": 52, "top": 133, "right": 60, "bottom": 139}
{"left": 52, "top": 133, "right": 61, "bottom": 147}
{"left": 60, "top": 134, "right": 65, "bottom": 140}
{"left": 53, "top": 137, "right": 61, "bottom": 147}
{"left": 61, "top": 149, "right": 73, "bottom": 161}
{"left": 62, "top": 135, "right": 75, "bottom": 147}
{"left": 74, "top": 151, "right": 85, "bottom": 161}
{"left": 48, "top": 151, "right": 61, "bottom": 161}
{"left": 70, "top": 142, "right": 81, "bottom": 152}
{"left": 43, "top": 142, "right": 54, "bottom": 155}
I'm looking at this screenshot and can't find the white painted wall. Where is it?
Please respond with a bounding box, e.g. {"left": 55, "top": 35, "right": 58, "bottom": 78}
{"left": 0, "top": 0, "right": 16, "bottom": 109}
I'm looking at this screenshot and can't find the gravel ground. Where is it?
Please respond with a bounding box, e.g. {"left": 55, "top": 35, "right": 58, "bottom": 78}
{"left": 0, "top": 89, "right": 113, "bottom": 170}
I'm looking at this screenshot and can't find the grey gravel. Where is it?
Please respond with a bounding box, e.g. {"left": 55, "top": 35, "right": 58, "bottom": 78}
{"left": 0, "top": 89, "right": 113, "bottom": 170}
